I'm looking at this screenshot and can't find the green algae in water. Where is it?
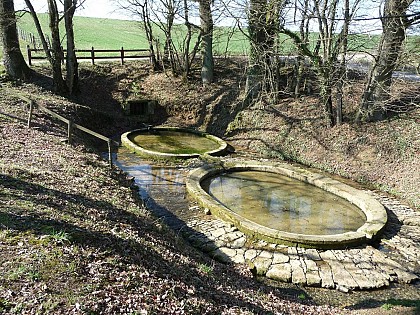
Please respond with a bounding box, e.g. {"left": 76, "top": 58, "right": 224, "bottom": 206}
{"left": 202, "top": 171, "right": 367, "bottom": 235}
{"left": 130, "top": 130, "right": 220, "bottom": 155}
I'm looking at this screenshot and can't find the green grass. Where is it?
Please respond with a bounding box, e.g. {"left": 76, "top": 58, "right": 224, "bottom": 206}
{"left": 381, "top": 299, "right": 420, "bottom": 312}
{"left": 14, "top": 13, "right": 302, "bottom": 55}
{"left": 198, "top": 263, "right": 213, "bottom": 274}
{"left": 17, "top": 13, "right": 148, "bottom": 49}
{"left": 12, "top": 12, "right": 420, "bottom": 60}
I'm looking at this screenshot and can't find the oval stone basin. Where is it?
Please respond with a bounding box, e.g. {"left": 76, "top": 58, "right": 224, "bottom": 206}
{"left": 121, "top": 127, "right": 228, "bottom": 159}
{"left": 186, "top": 161, "right": 388, "bottom": 248}
{"left": 201, "top": 171, "right": 366, "bottom": 235}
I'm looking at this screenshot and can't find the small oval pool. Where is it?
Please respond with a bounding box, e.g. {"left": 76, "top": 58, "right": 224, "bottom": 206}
{"left": 186, "top": 161, "right": 387, "bottom": 248}
{"left": 121, "top": 127, "right": 228, "bottom": 159}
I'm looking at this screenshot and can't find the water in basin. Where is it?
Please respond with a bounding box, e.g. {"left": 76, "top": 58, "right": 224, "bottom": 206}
{"left": 129, "top": 130, "right": 220, "bottom": 155}
{"left": 201, "top": 170, "right": 366, "bottom": 235}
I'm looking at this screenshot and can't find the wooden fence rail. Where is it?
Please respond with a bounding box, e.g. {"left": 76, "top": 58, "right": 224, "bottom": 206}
{"left": 18, "top": 28, "right": 51, "bottom": 49}
{"left": 18, "top": 94, "right": 119, "bottom": 167}
{"left": 27, "top": 46, "right": 151, "bottom": 66}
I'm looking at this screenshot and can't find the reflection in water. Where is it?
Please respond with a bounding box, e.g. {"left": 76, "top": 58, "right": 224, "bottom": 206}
{"left": 115, "top": 148, "right": 186, "bottom": 201}
{"left": 115, "top": 147, "right": 196, "bottom": 230}
{"left": 202, "top": 171, "right": 366, "bottom": 235}
{"left": 130, "top": 130, "right": 220, "bottom": 154}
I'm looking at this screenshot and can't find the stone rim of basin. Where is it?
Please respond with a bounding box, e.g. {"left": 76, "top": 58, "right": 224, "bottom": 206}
{"left": 186, "top": 160, "right": 388, "bottom": 249}
{"left": 121, "top": 127, "right": 228, "bottom": 159}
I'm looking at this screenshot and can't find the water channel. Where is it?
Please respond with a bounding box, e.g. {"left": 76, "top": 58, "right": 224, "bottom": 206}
{"left": 114, "top": 147, "right": 200, "bottom": 230}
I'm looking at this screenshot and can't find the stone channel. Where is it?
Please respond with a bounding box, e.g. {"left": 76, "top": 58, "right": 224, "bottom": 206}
{"left": 115, "top": 151, "right": 419, "bottom": 292}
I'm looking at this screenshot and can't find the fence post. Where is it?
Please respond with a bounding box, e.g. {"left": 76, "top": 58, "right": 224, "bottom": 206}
{"left": 60, "top": 46, "right": 66, "bottom": 65}
{"left": 67, "top": 120, "right": 74, "bottom": 145}
{"left": 91, "top": 47, "right": 95, "bottom": 65}
{"left": 107, "top": 139, "right": 113, "bottom": 167}
{"left": 27, "top": 100, "right": 34, "bottom": 128}
{"left": 32, "top": 34, "right": 37, "bottom": 49}
{"left": 27, "top": 45, "right": 32, "bottom": 66}
{"left": 120, "top": 47, "right": 124, "bottom": 65}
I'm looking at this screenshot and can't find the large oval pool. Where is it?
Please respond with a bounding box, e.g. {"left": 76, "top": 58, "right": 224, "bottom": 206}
{"left": 186, "top": 161, "right": 387, "bottom": 248}
{"left": 201, "top": 170, "right": 366, "bottom": 235}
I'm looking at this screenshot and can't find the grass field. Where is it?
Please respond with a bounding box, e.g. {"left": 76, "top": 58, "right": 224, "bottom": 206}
{"left": 15, "top": 13, "right": 380, "bottom": 55}
{"left": 1, "top": 12, "right": 417, "bottom": 65}
{"left": 17, "top": 13, "right": 148, "bottom": 49}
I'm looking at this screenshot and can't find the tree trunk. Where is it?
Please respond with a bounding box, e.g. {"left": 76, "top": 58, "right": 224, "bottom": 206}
{"left": 294, "top": 0, "right": 309, "bottom": 98}
{"left": 357, "top": 0, "right": 413, "bottom": 122}
{"left": 182, "top": 0, "right": 192, "bottom": 79}
{"left": 0, "top": 0, "right": 31, "bottom": 79}
{"left": 162, "top": 2, "right": 175, "bottom": 72}
{"left": 47, "top": 0, "right": 66, "bottom": 93}
{"left": 246, "top": 0, "right": 266, "bottom": 98}
{"left": 199, "top": 0, "right": 214, "bottom": 85}
{"left": 246, "top": 0, "right": 286, "bottom": 101}
{"left": 142, "top": 1, "right": 159, "bottom": 71}
{"left": 64, "top": 0, "right": 78, "bottom": 95}
{"left": 336, "top": 0, "right": 350, "bottom": 125}
{"left": 320, "top": 72, "right": 334, "bottom": 127}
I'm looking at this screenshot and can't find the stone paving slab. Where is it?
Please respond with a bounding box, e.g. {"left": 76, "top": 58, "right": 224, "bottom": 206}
{"left": 317, "top": 260, "right": 335, "bottom": 288}
{"left": 266, "top": 263, "right": 292, "bottom": 282}
{"left": 304, "top": 259, "right": 322, "bottom": 287}
{"left": 184, "top": 194, "right": 419, "bottom": 291}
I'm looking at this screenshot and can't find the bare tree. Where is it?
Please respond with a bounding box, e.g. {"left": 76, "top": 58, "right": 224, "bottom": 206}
{"left": 294, "top": 0, "right": 310, "bottom": 98}
{"left": 24, "top": 0, "right": 82, "bottom": 94}
{"left": 24, "top": 0, "right": 66, "bottom": 92}
{"left": 335, "top": 0, "right": 350, "bottom": 125}
{"left": 118, "top": 0, "right": 160, "bottom": 70}
{"left": 117, "top": 0, "right": 202, "bottom": 77}
{"left": 24, "top": 0, "right": 52, "bottom": 60}
{"left": 0, "top": 0, "right": 31, "bottom": 79}
{"left": 47, "top": 0, "right": 66, "bottom": 93}
{"left": 281, "top": 0, "right": 361, "bottom": 126}
{"left": 357, "top": 0, "right": 418, "bottom": 122}
{"left": 160, "top": 0, "right": 177, "bottom": 72}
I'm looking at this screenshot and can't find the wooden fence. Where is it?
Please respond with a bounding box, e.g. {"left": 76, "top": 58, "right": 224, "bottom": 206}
{"left": 13, "top": 93, "right": 119, "bottom": 167}
{"left": 18, "top": 28, "right": 50, "bottom": 49}
{"left": 27, "top": 46, "right": 151, "bottom": 66}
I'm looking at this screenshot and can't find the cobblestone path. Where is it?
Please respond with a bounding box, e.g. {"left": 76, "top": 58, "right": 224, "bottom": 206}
{"left": 182, "top": 192, "right": 419, "bottom": 291}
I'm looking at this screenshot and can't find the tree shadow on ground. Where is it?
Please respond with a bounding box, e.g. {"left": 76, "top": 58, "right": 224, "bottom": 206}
{"left": 193, "top": 87, "right": 243, "bottom": 138}
{"left": 224, "top": 104, "right": 332, "bottom": 159}
{"left": 28, "top": 67, "right": 55, "bottom": 91}
{"left": 385, "top": 84, "right": 420, "bottom": 120}
{"left": 346, "top": 298, "right": 420, "bottom": 314}
{"left": 0, "top": 172, "right": 313, "bottom": 313}
{"left": 187, "top": 58, "right": 248, "bottom": 137}
{"left": 380, "top": 206, "right": 403, "bottom": 242}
